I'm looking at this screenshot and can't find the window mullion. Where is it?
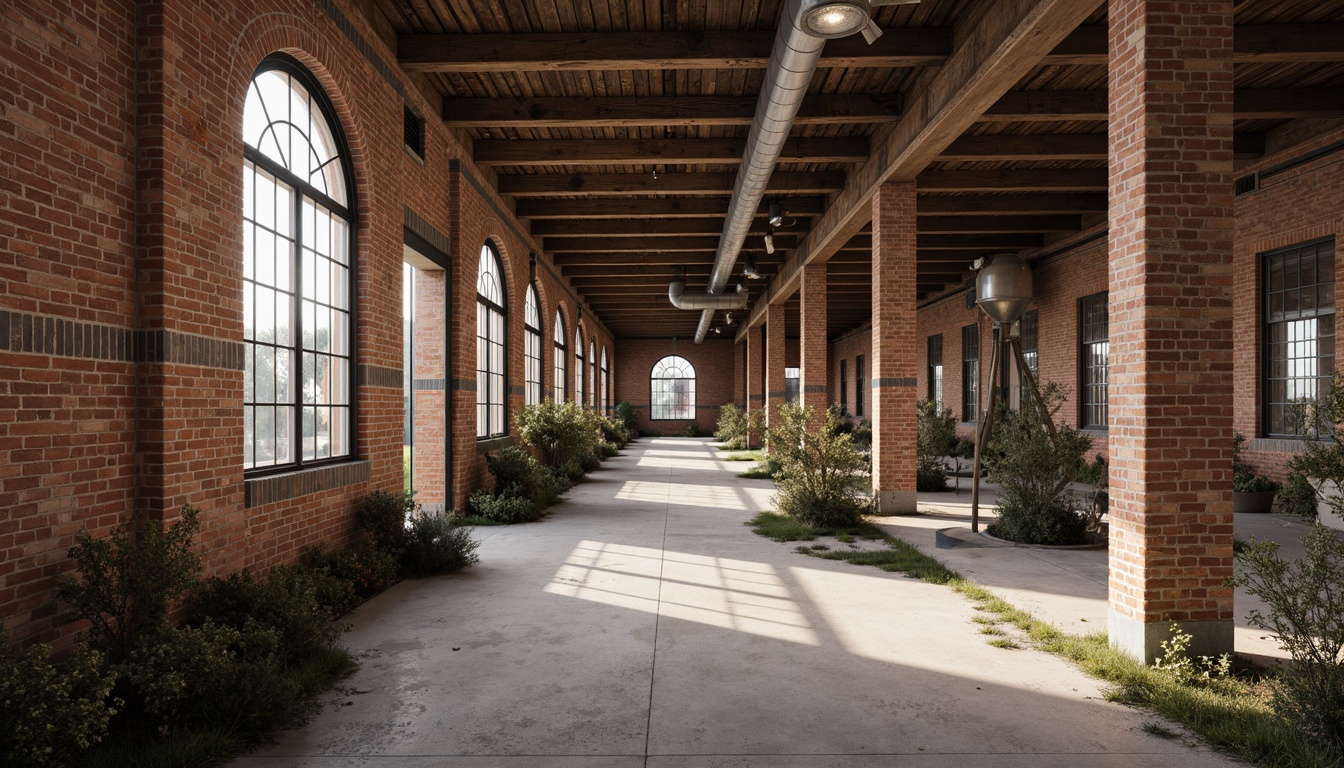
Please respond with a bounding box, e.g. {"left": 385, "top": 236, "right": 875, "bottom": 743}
{"left": 293, "top": 190, "right": 304, "bottom": 467}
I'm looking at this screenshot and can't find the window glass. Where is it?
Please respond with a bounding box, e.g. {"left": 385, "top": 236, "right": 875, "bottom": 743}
{"left": 1265, "top": 240, "right": 1336, "bottom": 436}
{"left": 651, "top": 355, "right": 696, "bottom": 420}
{"left": 476, "top": 243, "right": 507, "bottom": 438}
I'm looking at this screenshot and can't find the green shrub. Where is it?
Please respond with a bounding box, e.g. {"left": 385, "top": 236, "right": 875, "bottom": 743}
{"left": 1288, "top": 371, "right": 1344, "bottom": 520}
{"left": 715, "top": 403, "right": 748, "bottom": 448}
{"left": 469, "top": 489, "right": 544, "bottom": 524}
{"left": 613, "top": 402, "right": 638, "bottom": 436}
{"left": 598, "top": 441, "right": 619, "bottom": 459}
{"left": 952, "top": 437, "right": 976, "bottom": 460}
{"left": 1233, "top": 432, "right": 1281, "bottom": 494}
{"left": 304, "top": 545, "right": 397, "bottom": 599}
{"left": 579, "top": 451, "right": 602, "bottom": 473}
{"left": 558, "top": 459, "right": 586, "bottom": 483}
{"left": 597, "top": 415, "right": 633, "bottom": 448}
{"left": 124, "top": 620, "right": 309, "bottom": 738}
{"left": 189, "top": 568, "right": 341, "bottom": 665}
{"left": 1074, "top": 454, "right": 1108, "bottom": 487}
{"left": 767, "top": 404, "right": 872, "bottom": 528}
{"left": 1278, "top": 470, "right": 1319, "bottom": 518}
{"left": 984, "top": 382, "right": 1093, "bottom": 545}
{"left": 916, "top": 398, "right": 957, "bottom": 492}
{"left": 486, "top": 446, "right": 564, "bottom": 510}
{"left": 356, "top": 490, "right": 415, "bottom": 557}
{"left": 1234, "top": 525, "right": 1344, "bottom": 746}
{"left": 516, "top": 399, "right": 602, "bottom": 468}
{"left": 0, "top": 637, "right": 118, "bottom": 768}
{"left": 59, "top": 506, "right": 203, "bottom": 663}
{"left": 400, "top": 512, "right": 480, "bottom": 577}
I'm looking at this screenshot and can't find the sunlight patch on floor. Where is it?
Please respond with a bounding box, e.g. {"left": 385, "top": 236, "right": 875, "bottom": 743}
{"left": 545, "top": 540, "right": 820, "bottom": 646}
{"left": 615, "top": 480, "right": 748, "bottom": 510}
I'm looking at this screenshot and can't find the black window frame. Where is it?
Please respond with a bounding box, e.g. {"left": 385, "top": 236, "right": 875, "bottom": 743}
{"left": 928, "top": 334, "right": 943, "bottom": 408}
{"left": 651, "top": 355, "right": 696, "bottom": 420}
{"left": 855, "top": 354, "right": 866, "bottom": 418}
{"left": 1079, "top": 292, "right": 1109, "bottom": 431}
{"left": 553, "top": 309, "right": 568, "bottom": 402}
{"left": 840, "top": 359, "right": 849, "bottom": 415}
{"left": 574, "top": 327, "right": 586, "bottom": 407}
{"left": 524, "top": 283, "right": 543, "bottom": 406}
{"left": 242, "top": 54, "right": 358, "bottom": 477}
{"left": 1019, "top": 309, "right": 1039, "bottom": 379}
{"left": 962, "top": 324, "right": 979, "bottom": 423}
{"left": 476, "top": 240, "right": 508, "bottom": 439}
{"left": 1263, "top": 238, "right": 1336, "bottom": 438}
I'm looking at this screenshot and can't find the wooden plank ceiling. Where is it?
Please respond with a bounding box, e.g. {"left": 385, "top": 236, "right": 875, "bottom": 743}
{"left": 377, "top": 0, "right": 1344, "bottom": 339}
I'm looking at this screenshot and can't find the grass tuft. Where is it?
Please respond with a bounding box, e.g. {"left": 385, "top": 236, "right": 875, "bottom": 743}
{"left": 987, "top": 638, "right": 1020, "bottom": 649}
{"left": 1143, "top": 721, "right": 1181, "bottom": 740}
{"left": 737, "top": 467, "right": 777, "bottom": 479}
{"left": 724, "top": 451, "right": 768, "bottom": 462}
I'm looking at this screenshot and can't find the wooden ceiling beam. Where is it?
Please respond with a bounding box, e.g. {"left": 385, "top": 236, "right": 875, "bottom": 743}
{"left": 549, "top": 237, "right": 796, "bottom": 256}
{"left": 516, "top": 196, "right": 826, "bottom": 219}
{"left": 917, "top": 214, "right": 1082, "bottom": 233}
{"left": 740, "top": 0, "right": 1102, "bottom": 335}
{"left": 1235, "top": 88, "right": 1344, "bottom": 120}
{"left": 474, "top": 137, "right": 869, "bottom": 167}
{"left": 444, "top": 95, "right": 902, "bottom": 129}
{"left": 979, "top": 90, "right": 1106, "bottom": 122}
{"left": 918, "top": 194, "right": 1107, "bottom": 215}
{"left": 918, "top": 233, "right": 1045, "bottom": 250}
{"left": 531, "top": 218, "right": 808, "bottom": 237}
{"left": 397, "top": 25, "right": 1344, "bottom": 74}
{"left": 499, "top": 171, "right": 845, "bottom": 197}
{"left": 917, "top": 168, "right": 1108, "bottom": 192}
{"left": 939, "top": 133, "right": 1106, "bottom": 161}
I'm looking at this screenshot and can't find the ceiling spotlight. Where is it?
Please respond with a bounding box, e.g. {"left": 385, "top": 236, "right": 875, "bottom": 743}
{"left": 764, "top": 232, "right": 776, "bottom": 255}
{"left": 714, "top": 326, "right": 722, "bottom": 335}
{"left": 767, "top": 199, "right": 784, "bottom": 228}
{"left": 799, "top": 0, "right": 870, "bottom": 39}
{"left": 742, "top": 256, "right": 762, "bottom": 280}
{"left": 725, "top": 312, "right": 735, "bottom": 326}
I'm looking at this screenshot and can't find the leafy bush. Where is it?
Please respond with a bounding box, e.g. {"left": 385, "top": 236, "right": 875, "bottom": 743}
{"left": 470, "top": 489, "right": 545, "bottom": 524}
{"left": 984, "top": 382, "right": 1093, "bottom": 545}
{"left": 916, "top": 398, "right": 957, "bottom": 492}
{"left": 59, "top": 506, "right": 203, "bottom": 663}
{"left": 189, "top": 568, "right": 341, "bottom": 665}
{"left": 579, "top": 450, "right": 602, "bottom": 473}
{"left": 516, "top": 399, "right": 602, "bottom": 468}
{"left": 715, "top": 403, "right": 764, "bottom": 450}
{"left": 767, "top": 404, "right": 872, "bottom": 528}
{"left": 124, "top": 620, "right": 309, "bottom": 738}
{"left": 1152, "top": 623, "right": 1233, "bottom": 689}
{"left": 1278, "top": 470, "right": 1319, "bottom": 518}
{"left": 1288, "top": 371, "right": 1344, "bottom": 520}
{"left": 486, "top": 446, "right": 564, "bottom": 510}
{"left": 304, "top": 545, "right": 397, "bottom": 599}
{"left": 1234, "top": 525, "right": 1344, "bottom": 746}
{"left": 597, "top": 415, "right": 633, "bottom": 448}
{"left": 400, "top": 511, "right": 481, "bottom": 577}
{"left": 1233, "top": 432, "right": 1281, "bottom": 494}
{"left": 598, "top": 441, "right": 619, "bottom": 459}
{"left": 1074, "top": 454, "right": 1108, "bottom": 487}
{"left": 356, "top": 490, "right": 415, "bottom": 557}
{"left": 952, "top": 437, "right": 976, "bottom": 460}
{"left": 0, "top": 637, "right": 118, "bottom": 768}
{"left": 613, "top": 402, "right": 639, "bottom": 436}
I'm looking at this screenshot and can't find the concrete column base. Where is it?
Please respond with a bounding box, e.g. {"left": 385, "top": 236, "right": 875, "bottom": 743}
{"left": 874, "top": 489, "right": 918, "bottom": 516}
{"left": 1108, "top": 609, "right": 1234, "bottom": 664}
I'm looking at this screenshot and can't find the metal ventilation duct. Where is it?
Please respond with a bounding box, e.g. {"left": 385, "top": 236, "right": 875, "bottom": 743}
{"left": 686, "top": 0, "right": 834, "bottom": 343}
{"left": 668, "top": 275, "right": 749, "bottom": 311}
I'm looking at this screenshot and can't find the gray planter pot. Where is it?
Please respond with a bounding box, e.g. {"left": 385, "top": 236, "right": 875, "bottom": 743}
{"left": 1232, "top": 490, "right": 1276, "bottom": 514}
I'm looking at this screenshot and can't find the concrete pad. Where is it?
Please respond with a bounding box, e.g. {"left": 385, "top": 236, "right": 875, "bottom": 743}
{"left": 234, "top": 438, "right": 1244, "bottom": 767}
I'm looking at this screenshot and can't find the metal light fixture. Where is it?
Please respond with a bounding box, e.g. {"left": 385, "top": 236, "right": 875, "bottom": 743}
{"left": 725, "top": 312, "right": 735, "bottom": 326}
{"left": 767, "top": 199, "right": 784, "bottom": 228}
{"left": 742, "top": 255, "right": 762, "bottom": 280}
{"left": 799, "top": 0, "right": 870, "bottom": 38}
{"left": 764, "top": 231, "right": 776, "bottom": 255}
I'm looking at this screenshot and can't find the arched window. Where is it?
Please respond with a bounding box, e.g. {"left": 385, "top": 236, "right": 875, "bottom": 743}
{"left": 589, "top": 338, "right": 597, "bottom": 409}
{"left": 601, "top": 346, "right": 610, "bottom": 413}
{"left": 476, "top": 242, "right": 506, "bottom": 438}
{"left": 574, "top": 329, "right": 586, "bottom": 407}
{"left": 524, "top": 284, "right": 543, "bottom": 406}
{"left": 651, "top": 355, "right": 696, "bottom": 420}
{"left": 242, "top": 55, "right": 354, "bottom": 471}
{"left": 553, "top": 309, "right": 567, "bottom": 402}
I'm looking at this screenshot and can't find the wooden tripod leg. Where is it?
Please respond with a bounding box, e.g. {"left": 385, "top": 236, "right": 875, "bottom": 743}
{"left": 970, "top": 329, "right": 1004, "bottom": 533}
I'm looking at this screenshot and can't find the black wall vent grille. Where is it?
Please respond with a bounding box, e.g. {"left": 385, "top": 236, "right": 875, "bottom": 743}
{"left": 404, "top": 105, "right": 425, "bottom": 160}
{"left": 1234, "top": 173, "right": 1259, "bottom": 197}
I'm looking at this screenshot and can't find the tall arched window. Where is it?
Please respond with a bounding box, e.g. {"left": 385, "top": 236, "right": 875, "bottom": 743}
{"left": 477, "top": 242, "right": 506, "bottom": 438}
{"left": 574, "top": 329, "right": 586, "bottom": 406}
{"left": 601, "top": 346, "right": 610, "bottom": 412}
{"left": 651, "top": 355, "right": 696, "bottom": 420}
{"left": 589, "top": 338, "right": 597, "bottom": 409}
{"left": 553, "top": 309, "right": 567, "bottom": 402}
{"left": 242, "top": 55, "right": 354, "bottom": 471}
{"left": 524, "top": 284, "right": 543, "bottom": 406}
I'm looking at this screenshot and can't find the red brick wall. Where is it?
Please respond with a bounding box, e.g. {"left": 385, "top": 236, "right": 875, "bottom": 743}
{"left": 613, "top": 338, "right": 736, "bottom": 436}
{"left": 0, "top": 0, "right": 617, "bottom": 647}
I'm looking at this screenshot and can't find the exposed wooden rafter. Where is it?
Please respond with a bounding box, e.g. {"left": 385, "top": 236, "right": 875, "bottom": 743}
{"left": 474, "top": 137, "right": 870, "bottom": 167}
{"left": 444, "top": 95, "right": 903, "bottom": 129}
{"left": 498, "top": 171, "right": 845, "bottom": 197}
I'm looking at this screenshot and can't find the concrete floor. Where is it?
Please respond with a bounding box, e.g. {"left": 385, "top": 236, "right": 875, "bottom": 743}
{"left": 234, "top": 437, "right": 1250, "bottom": 767}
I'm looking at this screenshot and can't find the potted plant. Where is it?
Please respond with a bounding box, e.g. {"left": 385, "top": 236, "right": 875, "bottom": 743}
{"left": 1232, "top": 432, "right": 1280, "bottom": 513}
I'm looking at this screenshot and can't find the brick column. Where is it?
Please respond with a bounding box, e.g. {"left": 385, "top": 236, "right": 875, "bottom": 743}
{"left": 871, "top": 181, "right": 918, "bottom": 515}
{"left": 1107, "top": 0, "right": 1235, "bottom": 662}
{"left": 746, "top": 325, "right": 765, "bottom": 447}
{"left": 734, "top": 341, "right": 746, "bottom": 407}
{"left": 765, "top": 301, "right": 787, "bottom": 435}
{"left": 412, "top": 268, "right": 446, "bottom": 512}
{"left": 800, "top": 264, "right": 828, "bottom": 429}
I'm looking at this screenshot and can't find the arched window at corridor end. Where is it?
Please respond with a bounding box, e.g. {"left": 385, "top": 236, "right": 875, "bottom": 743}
{"left": 651, "top": 355, "right": 696, "bottom": 420}
{"left": 242, "top": 54, "right": 354, "bottom": 472}
{"left": 476, "top": 241, "right": 507, "bottom": 439}
{"left": 524, "top": 284, "right": 543, "bottom": 406}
